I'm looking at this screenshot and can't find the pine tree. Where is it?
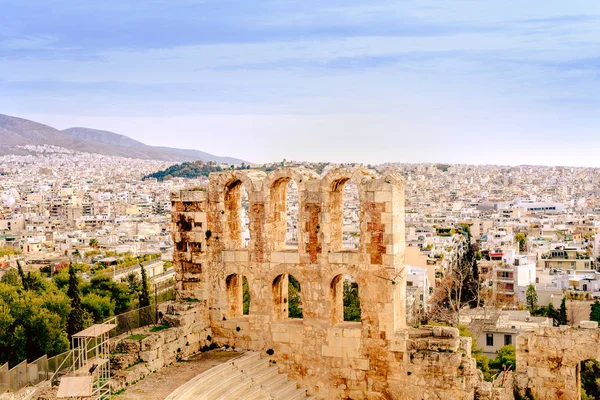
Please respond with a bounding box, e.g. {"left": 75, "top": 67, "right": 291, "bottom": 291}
{"left": 558, "top": 297, "right": 568, "bottom": 326}
{"left": 139, "top": 265, "right": 151, "bottom": 308}
{"left": 67, "top": 263, "right": 84, "bottom": 338}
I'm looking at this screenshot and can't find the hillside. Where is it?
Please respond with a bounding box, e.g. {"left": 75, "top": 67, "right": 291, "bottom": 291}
{"left": 62, "top": 127, "right": 247, "bottom": 164}
{"left": 0, "top": 114, "right": 246, "bottom": 164}
{"left": 143, "top": 161, "right": 250, "bottom": 181}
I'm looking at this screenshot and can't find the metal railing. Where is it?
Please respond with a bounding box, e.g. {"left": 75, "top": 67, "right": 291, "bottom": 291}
{"left": 0, "top": 356, "right": 48, "bottom": 395}
{"left": 1, "top": 287, "right": 177, "bottom": 394}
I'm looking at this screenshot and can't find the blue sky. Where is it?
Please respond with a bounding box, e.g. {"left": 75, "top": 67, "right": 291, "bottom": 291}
{"left": 1, "top": 0, "right": 600, "bottom": 165}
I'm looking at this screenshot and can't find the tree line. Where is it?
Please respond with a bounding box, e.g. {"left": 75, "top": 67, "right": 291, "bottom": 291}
{"left": 0, "top": 261, "right": 150, "bottom": 367}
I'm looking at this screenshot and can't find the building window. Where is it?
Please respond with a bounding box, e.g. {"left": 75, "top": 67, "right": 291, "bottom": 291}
{"left": 504, "top": 335, "right": 512, "bottom": 346}
{"left": 486, "top": 333, "right": 494, "bottom": 347}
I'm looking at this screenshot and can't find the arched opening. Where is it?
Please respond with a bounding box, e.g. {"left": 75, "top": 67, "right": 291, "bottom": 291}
{"left": 242, "top": 276, "right": 250, "bottom": 315}
{"left": 330, "top": 178, "right": 360, "bottom": 251}
{"left": 224, "top": 180, "right": 250, "bottom": 248}
{"left": 580, "top": 359, "right": 600, "bottom": 399}
{"left": 331, "top": 274, "right": 361, "bottom": 324}
{"left": 271, "top": 178, "right": 299, "bottom": 250}
{"left": 226, "top": 274, "right": 251, "bottom": 318}
{"left": 272, "top": 274, "right": 303, "bottom": 320}
{"left": 285, "top": 180, "right": 299, "bottom": 248}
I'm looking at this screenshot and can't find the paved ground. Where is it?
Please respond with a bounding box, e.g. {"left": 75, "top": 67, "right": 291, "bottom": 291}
{"left": 114, "top": 351, "right": 242, "bottom": 400}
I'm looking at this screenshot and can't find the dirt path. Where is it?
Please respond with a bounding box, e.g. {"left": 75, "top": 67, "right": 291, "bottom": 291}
{"left": 114, "top": 351, "right": 242, "bottom": 400}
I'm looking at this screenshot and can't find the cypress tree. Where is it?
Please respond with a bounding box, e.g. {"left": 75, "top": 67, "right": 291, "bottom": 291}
{"left": 559, "top": 297, "right": 568, "bottom": 326}
{"left": 17, "top": 260, "right": 27, "bottom": 290}
{"left": 139, "top": 265, "right": 151, "bottom": 308}
{"left": 67, "top": 263, "right": 84, "bottom": 338}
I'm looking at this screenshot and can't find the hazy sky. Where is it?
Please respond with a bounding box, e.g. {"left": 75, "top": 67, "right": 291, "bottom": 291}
{"left": 2, "top": 1, "right": 600, "bottom": 165}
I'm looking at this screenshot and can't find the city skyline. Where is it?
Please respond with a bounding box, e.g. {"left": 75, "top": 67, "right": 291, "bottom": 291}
{"left": 2, "top": 1, "right": 600, "bottom": 166}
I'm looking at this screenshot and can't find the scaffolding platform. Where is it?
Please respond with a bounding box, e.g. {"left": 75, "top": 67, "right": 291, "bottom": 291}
{"left": 57, "top": 322, "right": 116, "bottom": 399}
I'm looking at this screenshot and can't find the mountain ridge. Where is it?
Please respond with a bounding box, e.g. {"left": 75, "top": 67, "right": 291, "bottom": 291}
{"left": 0, "top": 114, "right": 246, "bottom": 164}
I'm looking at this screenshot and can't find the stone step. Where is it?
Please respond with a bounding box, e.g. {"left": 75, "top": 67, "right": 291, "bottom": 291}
{"left": 205, "top": 374, "right": 247, "bottom": 400}
{"left": 270, "top": 381, "right": 299, "bottom": 399}
{"left": 248, "top": 363, "right": 279, "bottom": 384}
{"left": 202, "top": 373, "right": 244, "bottom": 400}
{"left": 239, "top": 358, "right": 270, "bottom": 375}
{"left": 260, "top": 373, "right": 287, "bottom": 392}
{"left": 287, "top": 388, "right": 310, "bottom": 400}
{"left": 166, "top": 351, "right": 313, "bottom": 400}
{"left": 231, "top": 352, "right": 261, "bottom": 369}
{"left": 165, "top": 363, "right": 237, "bottom": 399}
{"left": 245, "top": 388, "right": 272, "bottom": 400}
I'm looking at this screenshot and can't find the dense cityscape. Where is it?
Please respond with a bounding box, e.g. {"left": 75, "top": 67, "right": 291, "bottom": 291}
{"left": 4, "top": 148, "right": 600, "bottom": 351}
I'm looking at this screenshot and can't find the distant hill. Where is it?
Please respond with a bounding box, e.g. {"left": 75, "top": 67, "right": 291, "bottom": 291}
{"left": 0, "top": 114, "right": 247, "bottom": 164}
{"left": 63, "top": 127, "right": 145, "bottom": 148}
{"left": 143, "top": 160, "right": 251, "bottom": 181}
{"left": 144, "top": 160, "right": 333, "bottom": 181}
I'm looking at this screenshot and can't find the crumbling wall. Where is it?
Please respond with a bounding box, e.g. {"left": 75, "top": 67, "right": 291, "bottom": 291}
{"left": 516, "top": 323, "right": 600, "bottom": 400}
{"left": 170, "top": 167, "right": 485, "bottom": 399}
{"left": 109, "top": 302, "right": 212, "bottom": 391}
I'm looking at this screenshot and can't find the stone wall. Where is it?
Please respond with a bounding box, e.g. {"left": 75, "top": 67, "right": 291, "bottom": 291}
{"left": 516, "top": 323, "right": 600, "bottom": 399}
{"left": 109, "top": 302, "right": 212, "bottom": 391}
{"left": 170, "top": 167, "right": 488, "bottom": 399}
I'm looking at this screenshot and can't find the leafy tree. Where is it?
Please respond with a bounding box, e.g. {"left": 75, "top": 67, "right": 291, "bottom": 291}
{"left": 490, "top": 345, "right": 516, "bottom": 371}
{"left": 580, "top": 359, "right": 600, "bottom": 400}
{"left": 86, "top": 276, "right": 131, "bottom": 314}
{"left": 288, "top": 275, "right": 303, "bottom": 318}
{"left": 590, "top": 300, "right": 600, "bottom": 323}
{"left": 123, "top": 273, "right": 141, "bottom": 295}
{"left": 0, "top": 282, "right": 69, "bottom": 366}
{"left": 67, "top": 264, "right": 84, "bottom": 338}
{"left": 89, "top": 238, "right": 99, "bottom": 248}
{"left": 525, "top": 284, "right": 538, "bottom": 313}
{"left": 0, "top": 269, "right": 20, "bottom": 286}
{"left": 515, "top": 232, "right": 527, "bottom": 252}
{"left": 558, "top": 297, "right": 568, "bottom": 326}
{"left": 343, "top": 280, "right": 361, "bottom": 322}
{"left": 242, "top": 276, "right": 250, "bottom": 315}
{"left": 532, "top": 302, "right": 560, "bottom": 326}
{"left": 139, "top": 265, "right": 151, "bottom": 308}
{"left": 82, "top": 293, "right": 115, "bottom": 323}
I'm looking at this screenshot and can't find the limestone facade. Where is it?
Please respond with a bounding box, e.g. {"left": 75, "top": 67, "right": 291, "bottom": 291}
{"left": 109, "top": 302, "right": 213, "bottom": 391}
{"left": 516, "top": 322, "right": 600, "bottom": 400}
{"left": 170, "top": 167, "right": 486, "bottom": 399}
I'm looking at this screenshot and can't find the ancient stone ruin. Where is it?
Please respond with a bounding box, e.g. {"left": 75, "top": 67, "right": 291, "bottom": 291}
{"left": 170, "top": 167, "right": 507, "bottom": 399}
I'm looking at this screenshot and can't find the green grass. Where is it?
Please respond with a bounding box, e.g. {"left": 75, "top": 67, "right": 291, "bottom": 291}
{"left": 181, "top": 297, "right": 199, "bottom": 303}
{"left": 127, "top": 334, "right": 148, "bottom": 341}
{"left": 150, "top": 324, "right": 170, "bottom": 332}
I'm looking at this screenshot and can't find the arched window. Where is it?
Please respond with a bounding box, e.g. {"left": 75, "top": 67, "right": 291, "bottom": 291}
{"left": 226, "top": 274, "right": 251, "bottom": 318}
{"left": 331, "top": 274, "right": 361, "bottom": 324}
{"left": 330, "top": 179, "right": 360, "bottom": 251}
{"left": 286, "top": 180, "right": 299, "bottom": 247}
{"left": 224, "top": 180, "right": 250, "bottom": 248}
{"left": 271, "top": 178, "right": 298, "bottom": 250}
{"left": 272, "top": 274, "right": 303, "bottom": 320}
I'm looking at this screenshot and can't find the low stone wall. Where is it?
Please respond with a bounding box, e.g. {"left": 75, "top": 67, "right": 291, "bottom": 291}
{"left": 109, "top": 302, "right": 212, "bottom": 391}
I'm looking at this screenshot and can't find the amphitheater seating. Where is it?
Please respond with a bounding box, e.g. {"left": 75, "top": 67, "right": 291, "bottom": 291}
{"left": 165, "top": 352, "right": 315, "bottom": 400}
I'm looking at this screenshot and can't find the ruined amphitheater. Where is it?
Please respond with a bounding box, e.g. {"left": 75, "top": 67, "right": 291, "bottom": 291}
{"left": 169, "top": 166, "right": 600, "bottom": 400}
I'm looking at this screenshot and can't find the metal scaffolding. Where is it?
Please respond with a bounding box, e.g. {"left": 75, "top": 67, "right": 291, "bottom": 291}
{"left": 57, "top": 323, "right": 116, "bottom": 400}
